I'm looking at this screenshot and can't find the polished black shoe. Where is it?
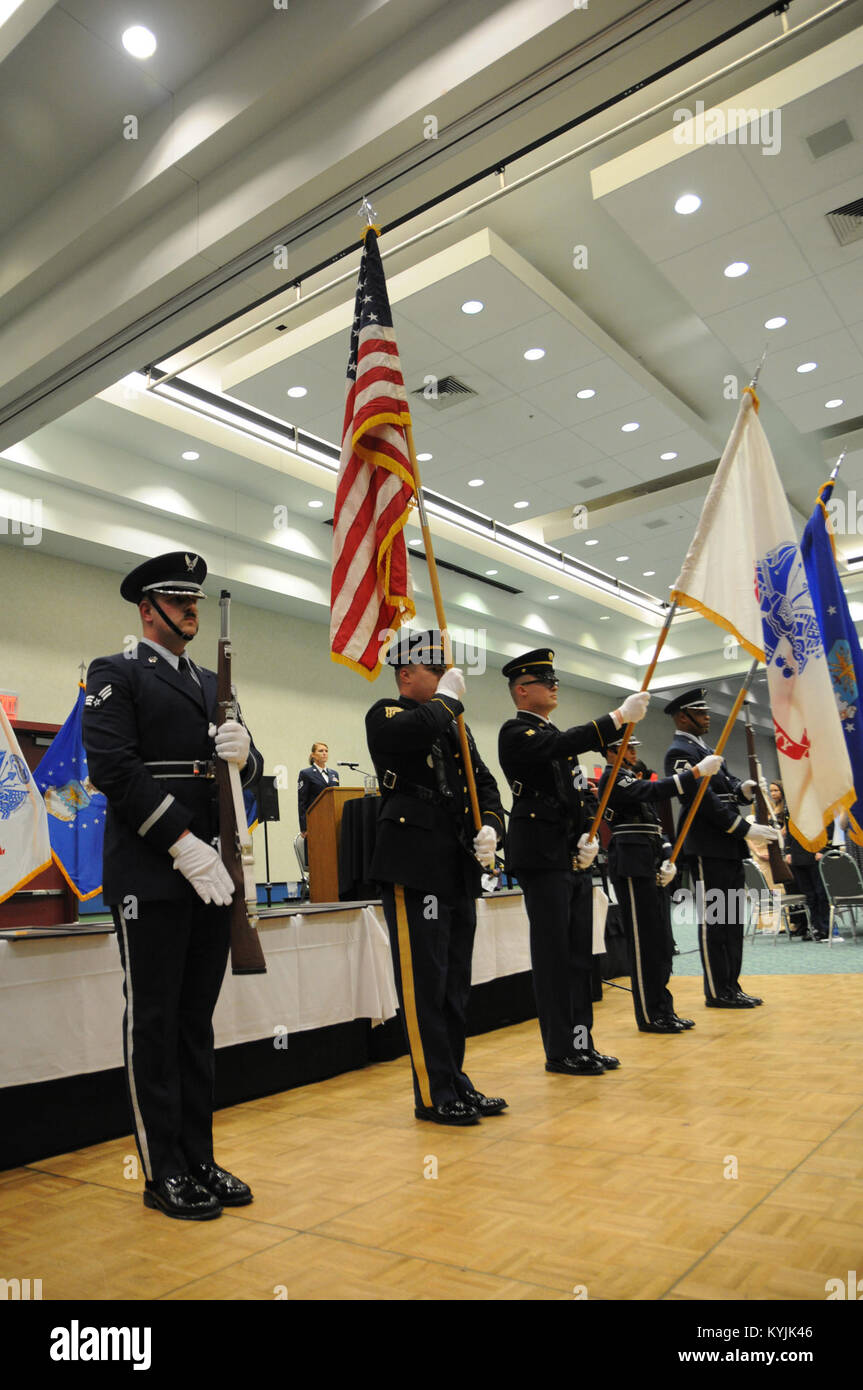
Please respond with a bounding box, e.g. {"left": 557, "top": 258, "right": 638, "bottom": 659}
{"left": 638, "top": 1016, "right": 684, "bottom": 1033}
{"left": 670, "top": 1014, "right": 695, "bottom": 1029}
{"left": 143, "top": 1174, "right": 222, "bottom": 1221}
{"left": 705, "top": 991, "right": 755, "bottom": 1009}
{"left": 189, "top": 1161, "right": 253, "bottom": 1206}
{"left": 735, "top": 990, "right": 763, "bottom": 1006}
{"left": 462, "top": 1089, "right": 508, "bottom": 1115}
{"left": 546, "top": 1052, "right": 605, "bottom": 1076}
{"left": 589, "top": 1048, "right": 621, "bottom": 1068}
{"left": 414, "top": 1100, "right": 480, "bottom": 1126}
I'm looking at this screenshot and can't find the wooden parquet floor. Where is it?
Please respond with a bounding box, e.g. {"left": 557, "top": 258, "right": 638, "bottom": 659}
{"left": 4, "top": 974, "right": 863, "bottom": 1301}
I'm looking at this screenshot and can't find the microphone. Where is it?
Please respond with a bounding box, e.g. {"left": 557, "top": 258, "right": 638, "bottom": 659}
{"left": 337, "top": 762, "right": 360, "bottom": 770}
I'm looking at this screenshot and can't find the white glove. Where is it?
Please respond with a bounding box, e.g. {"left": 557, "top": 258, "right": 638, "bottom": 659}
{"left": 169, "top": 833, "right": 235, "bottom": 906}
{"left": 575, "top": 832, "right": 599, "bottom": 870}
{"left": 747, "top": 823, "right": 780, "bottom": 845}
{"left": 435, "top": 668, "right": 465, "bottom": 700}
{"left": 210, "top": 719, "right": 250, "bottom": 766}
{"left": 741, "top": 779, "right": 757, "bottom": 801}
{"left": 473, "top": 824, "right": 498, "bottom": 868}
{"left": 614, "top": 691, "right": 649, "bottom": 726}
{"left": 656, "top": 859, "right": 676, "bottom": 887}
{"left": 695, "top": 754, "right": 723, "bottom": 778}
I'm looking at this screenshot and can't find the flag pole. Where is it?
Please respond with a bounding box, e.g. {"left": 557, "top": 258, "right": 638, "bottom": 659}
{"left": 587, "top": 598, "right": 678, "bottom": 841}
{"left": 404, "top": 423, "right": 482, "bottom": 832}
{"left": 667, "top": 658, "right": 760, "bottom": 865}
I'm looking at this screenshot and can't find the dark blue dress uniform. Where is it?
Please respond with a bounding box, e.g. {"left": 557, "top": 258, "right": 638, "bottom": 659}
{"left": 498, "top": 663, "right": 617, "bottom": 1066}
{"left": 598, "top": 747, "right": 698, "bottom": 1031}
{"left": 365, "top": 639, "right": 504, "bottom": 1119}
{"left": 82, "top": 557, "right": 261, "bottom": 1186}
{"left": 297, "top": 764, "right": 340, "bottom": 832}
{"left": 663, "top": 690, "right": 756, "bottom": 1005}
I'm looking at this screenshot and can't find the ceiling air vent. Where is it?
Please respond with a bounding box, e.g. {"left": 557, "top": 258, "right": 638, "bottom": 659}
{"left": 826, "top": 196, "right": 863, "bottom": 248}
{"left": 643, "top": 517, "right": 670, "bottom": 529}
{"left": 806, "top": 120, "right": 853, "bottom": 160}
{"left": 574, "top": 474, "right": 604, "bottom": 489}
{"left": 410, "top": 375, "right": 478, "bottom": 412}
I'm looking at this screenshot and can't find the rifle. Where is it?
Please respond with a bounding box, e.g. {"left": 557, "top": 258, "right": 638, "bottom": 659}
{"left": 217, "top": 590, "right": 267, "bottom": 975}
{"left": 743, "top": 704, "right": 793, "bottom": 886}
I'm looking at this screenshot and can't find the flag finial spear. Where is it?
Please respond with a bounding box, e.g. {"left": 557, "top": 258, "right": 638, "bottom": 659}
{"left": 78, "top": 659, "right": 86, "bottom": 681}
{"left": 749, "top": 342, "right": 769, "bottom": 391}
{"left": 829, "top": 448, "right": 847, "bottom": 485}
{"left": 357, "top": 196, "right": 378, "bottom": 227}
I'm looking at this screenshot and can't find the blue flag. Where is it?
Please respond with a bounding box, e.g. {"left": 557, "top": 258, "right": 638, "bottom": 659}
{"left": 800, "top": 479, "right": 863, "bottom": 844}
{"left": 34, "top": 684, "right": 106, "bottom": 899}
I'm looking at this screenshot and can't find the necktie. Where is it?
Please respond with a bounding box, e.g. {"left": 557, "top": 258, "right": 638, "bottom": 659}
{"left": 178, "top": 655, "right": 201, "bottom": 688}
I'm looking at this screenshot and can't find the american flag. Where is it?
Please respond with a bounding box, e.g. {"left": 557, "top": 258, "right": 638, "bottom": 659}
{"left": 330, "top": 226, "right": 417, "bottom": 678}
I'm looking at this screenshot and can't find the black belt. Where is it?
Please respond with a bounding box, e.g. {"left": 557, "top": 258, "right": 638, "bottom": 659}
{"left": 145, "top": 759, "right": 216, "bottom": 779}
{"left": 611, "top": 823, "right": 662, "bottom": 836}
{"left": 511, "top": 782, "right": 567, "bottom": 815}
{"left": 381, "top": 769, "right": 451, "bottom": 806}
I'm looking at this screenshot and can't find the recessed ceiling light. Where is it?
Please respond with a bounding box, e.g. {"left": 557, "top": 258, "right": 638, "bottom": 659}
{"left": 122, "top": 25, "right": 157, "bottom": 58}
{"left": 286, "top": 386, "right": 307, "bottom": 398}
{"left": 621, "top": 422, "right": 640, "bottom": 433}
{"left": 485, "top": 569, "right": 498, "bottom": 576}
{"left": 585, "top": 538, "right": 599, "bottom": 546}
{"left": 307, "top": 499, "right": 324, "bottom": 509}
{"left": 576, "top": 388, "right": 595, "bottom": 400}
{"left": 599, "top": 615, "right": 610, "bottom": 621}
{"left": 643, "top": 570, "right": 656, "bottom": 577}
{"left": 796, "top": 362, "right": 817, "bottom": 374}
{"left": 181, "top": 451, "right": 199, "bottom": 461}
{"left": 461, "top": 300, "right": 484, "bottom": 314}
{"left": 409, "top": 538, "right": 422, "bottom": 546}
{"left": 513, "top": 500, "right": 530, "bottom": 509}
{"left": 523, "top": 348, "right": 545, "bottom": 361}
{"left": 616, "top": 555, "right": 630, "bottom": 562}
{"left": 825, "top": 399, "right": 844, "bottom": 409}
{"left": 660, "top": 451, "right": 678, "bottom": 461}
{"left": 764, "top": 315, "right": 787, "bottom": 330}
{"left": 467, "top": 478, "right": 484, "bottom": 487}
{"left": 724, "top": 261, "right": 749, "bottom": 278}
{"left": 416, "top": 452, "right": 433, "bottom": 461}
{"left": 547, "top": 595, "right": 560, "bottom": 601}
{"left": 674, "top": 193, "right": 702, "bottom": 215}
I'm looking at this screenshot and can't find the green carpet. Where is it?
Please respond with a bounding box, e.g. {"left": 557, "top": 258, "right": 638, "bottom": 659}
{"left": 668, "top": 904, "right": 863, "bottom": 976}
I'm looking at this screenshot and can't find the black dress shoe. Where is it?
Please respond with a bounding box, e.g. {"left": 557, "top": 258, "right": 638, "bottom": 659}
{"left": 735, "top": 990, "right": 763, "bottom": 1006}
{"left": 705, "top": 992, "right": 755, "bottom": 1009}
{"left": 589, "top": 1048, "right": 621, "bottom": 1068}
{"left": 189, "top": 1161, "right": 253, "bottom": 1206}
{"left": 462, "top": 1089, "right": 508, "bottom": 1115}
{"left": 671, "top": 1014, "right": 695, "bottom": 1029}
{"left": 638, "top": 1017, "right": 684, "bottom": 1033}
{"left": 143, "top": 1174, "right": 222, "bottom": 1221}
{"left": 414, "top": 1100, "right": 480, "bottom": 1126}
{"left": 546, "top": 1053, "right": 605, "bottom": 1075}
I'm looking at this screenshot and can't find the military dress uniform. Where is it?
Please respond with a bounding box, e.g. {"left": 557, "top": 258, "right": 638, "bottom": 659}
{"left": 82, "top": 554, "right": 261, "bottom": 1215}
{"left": 598, "top": 740, "right": 699, "bottom": 1033}
{"left": 365, "top": 632, "right": 505, "bottom": 1124}
{"left": 498, "top": 650, "right": 621, "bottom": 1072}
{"left": 297, "top": 762, "right": 340, "bottom": 833}
{"left": 663, "top": 689, "right": 761, "bottom": 1008}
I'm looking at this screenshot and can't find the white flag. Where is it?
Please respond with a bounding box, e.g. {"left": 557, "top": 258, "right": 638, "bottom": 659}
{"left": 0, "top": 705, "right": 52, "bottom": 904}
{"left": 672, "top": 389, "right": 853, "bottom": 849}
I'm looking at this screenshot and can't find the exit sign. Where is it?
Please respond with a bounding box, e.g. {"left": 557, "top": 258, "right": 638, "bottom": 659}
{"left": 0, "top": 692, "right": 19, "bottom": 718}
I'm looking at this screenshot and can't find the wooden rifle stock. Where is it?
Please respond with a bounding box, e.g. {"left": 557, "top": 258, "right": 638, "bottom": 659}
{"left": 743, "top": 709, "right": 793, "bottom": 886}
{"left": 217, "top": 591, "right": 267, "bottom": 975}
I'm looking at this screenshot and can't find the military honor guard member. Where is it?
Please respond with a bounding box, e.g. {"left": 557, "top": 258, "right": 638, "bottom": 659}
{"left": 365, "top": 631, "right": 506, "bottom": 1126}
{"left": 598, "top": 734, "right": 722, "bottom": 1033}
{"left": 82, "top": 553, "right": 261, "bottom": 1220}
{"left": 498, "top": 649, "right": 650, "bottom": 1075}
{"left": 297, "top": 742, "right": 340, "bottom": 840}
{"left": 663, "top": 688, "right": 779, "bottom": 1009}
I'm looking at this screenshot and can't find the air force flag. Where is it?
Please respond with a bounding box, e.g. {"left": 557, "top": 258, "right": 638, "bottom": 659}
{"left": 801, "top": 478, "right": 863, "bottom": 844}
{"left": 34, "top": 684, "right": 106, "bottom": 899}
{"left": 0, "top": 704, "right": 52, "bottom": 904}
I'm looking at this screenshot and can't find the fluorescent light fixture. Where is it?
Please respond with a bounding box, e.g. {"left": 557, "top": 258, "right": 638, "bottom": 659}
{"left": 674, "top": 193, "right": 701, "bottom": 215}
{"left": 461, "top": 300, "right": 484, "bottom": 314}
{"left": 764, "top": 316, "right": 787, "bottom": 330}
{"left": 122, "top": 25, "right": 156, "bottom": 58}
{"left": 523, "top": 348, "right": 545, "bottom": 361}
{"left": 724, "top": 261, "right": 749, "bottom": 278}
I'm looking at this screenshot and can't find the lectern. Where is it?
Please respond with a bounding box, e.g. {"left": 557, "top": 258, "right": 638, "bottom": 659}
{"left": 306, "top": 786, "right": 366, "bottom": 903}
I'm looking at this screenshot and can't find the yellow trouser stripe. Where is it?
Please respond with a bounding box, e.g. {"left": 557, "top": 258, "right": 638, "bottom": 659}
{"left": 393, "top": 885, "right": 433, "bottom": 1108}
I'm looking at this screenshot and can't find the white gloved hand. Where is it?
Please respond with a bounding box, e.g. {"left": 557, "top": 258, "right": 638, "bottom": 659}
{"left": 759, "top": 776, "right": 770, "bottom": 798}
{"left": 695, "top": 754, "right": 723, "bottom": 778}
{"left": 210, "top": 719, "right": 250, "bottom": 766}
{"left": 576, "top": 832, "right": 599, "bottom": 870}
{"left": 747, "top": 823, "right": 780, "bottom": 845}
{"left": 435, "top": 667, "right": 465, "bottom": 701}
{"left": 741, "top": 779, "right": 757, "bottom": 801}
{"left": 169, "top": 833, "right": 235, "bottom": 906}
{"left": 473, "top": 824, "right": 498, "bottom": 868}
{"left": 614, "top": 691, "right": 650, "bottom": 726}
{"left": 656, "top": 859, "right": 676, "bottom": 887}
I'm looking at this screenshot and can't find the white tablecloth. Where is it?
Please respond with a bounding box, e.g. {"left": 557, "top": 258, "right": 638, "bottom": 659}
{"left": 0, "top": 894, "right": 532, "bottom": 1088}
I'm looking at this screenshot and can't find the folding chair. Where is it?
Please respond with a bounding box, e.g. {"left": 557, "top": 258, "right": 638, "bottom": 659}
{"left": 293, "top": 833, "right": 310, "bottom": 899}
{"left": 818, "top": 850, "right": 862, "bottom": 946}
{"left": 742, "top": 858, "right": 810, "bottom": 944}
